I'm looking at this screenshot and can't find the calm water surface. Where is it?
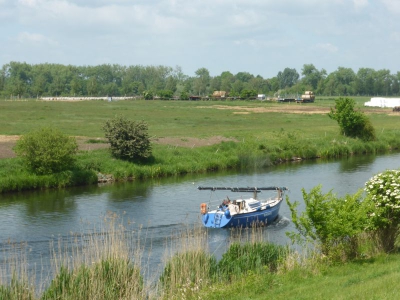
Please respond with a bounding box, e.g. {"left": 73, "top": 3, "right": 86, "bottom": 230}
{"left": 0, "top": 152, "right": 399, "bottom": 285}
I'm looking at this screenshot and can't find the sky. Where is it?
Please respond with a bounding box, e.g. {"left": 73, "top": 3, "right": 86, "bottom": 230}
{"left": 0, "top": 0, "right": 399, "bottom": 78}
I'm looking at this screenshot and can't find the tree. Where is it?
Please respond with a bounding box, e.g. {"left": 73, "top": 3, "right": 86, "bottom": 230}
{"left": 301, "top": 64, "right": 326, "bottom": 90}
{"left": 193, "top": 68, "right": 210, "bottom": 95}
{"left": 328, "top": 97, "right": 375, "bottom": 141}
{"left": 14, "top": 128, "right": 78, "bottom": 175}
{"left": 103, "top": 116, "right": 152, "bottom": 161}
{"left": 276, "top": 68, "right": 299, "bottom": 89}
{"left": 240, "top": 89, "right": 257, "bottom": 99}
{"left": 143, "top": 90, "right": 153, "bottom": 100}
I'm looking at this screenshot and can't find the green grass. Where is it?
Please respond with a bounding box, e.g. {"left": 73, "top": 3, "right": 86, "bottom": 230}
{"left": 0, "top": 97, "right": 399, "bottom": 193}
{"left": 197, "top": 254, "right": 400, "bottom": 300}
{"left": 0, "top": 97, "right": 396, "bottom": 139}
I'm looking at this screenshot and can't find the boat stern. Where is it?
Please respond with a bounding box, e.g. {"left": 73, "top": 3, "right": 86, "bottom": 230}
{"left": 202, "top": 210, "right": 231, "bottom": 228}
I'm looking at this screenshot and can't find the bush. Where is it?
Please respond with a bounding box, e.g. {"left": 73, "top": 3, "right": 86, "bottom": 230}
{"left": 365, "top": 170, "right": 400, "bottom": 252}
{"left": 328, "top": 97, "right": 376, "bottom": 141}
{"left": 286, "top": 186, "right": 371, "bottom": 260}
{"left": 103, "top": 116, "right": 152, "bottom": 161}
{"left": 14, "top": 127, "right": 78, "bottom": 175}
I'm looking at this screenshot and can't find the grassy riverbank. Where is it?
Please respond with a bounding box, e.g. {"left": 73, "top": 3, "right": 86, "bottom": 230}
{"left": 1, "top": 219, "right": 400, "bottom": 299}
{"left": 1, "top": 97, "right": 400, "bottom": 193}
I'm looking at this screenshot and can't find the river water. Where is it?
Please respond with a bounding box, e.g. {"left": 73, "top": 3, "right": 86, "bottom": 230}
{"left": 0, "top": 152, "right": 399, "bottom": 287}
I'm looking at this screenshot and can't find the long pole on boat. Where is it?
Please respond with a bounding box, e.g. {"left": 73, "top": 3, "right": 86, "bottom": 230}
{"left": 197, "top": 186, "right": 288, "bottom": 192}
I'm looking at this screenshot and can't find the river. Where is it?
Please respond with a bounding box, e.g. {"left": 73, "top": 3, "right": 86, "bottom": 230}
{"left": 0, "top": 152, "right": 399, "bottom": 288}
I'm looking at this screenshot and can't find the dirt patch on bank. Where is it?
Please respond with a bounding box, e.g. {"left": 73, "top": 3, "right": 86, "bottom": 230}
{"left": 198, "top": 104, "right": 397, "bottom": 115}
{"left": 202, "top": 105, "right": 330, "bottom": 114}
{"left": 153, "top": 136, "right": 236, "bottom": 148}
{"left": 0, "top": 135, "right": 236, "bottom": 159}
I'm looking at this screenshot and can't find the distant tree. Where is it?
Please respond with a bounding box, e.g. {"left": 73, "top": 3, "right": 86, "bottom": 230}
{"left": 301, "top": 64, "right": 326, "bottom": 90}
{"left": 193, "top": 68, "right": 210, "bottom": 95}
{"left": 277, "top": 68, "right": 299, "bottom": 89}
{"left": 240, "top": 89, "right": 257, "bottom": 99}
{"left": 14, "top": 128, "right": 78, "bottom": 175}
{"left": 235, "top": 72, "right": 254, "bottom": 83}
{"left": 158, "top": 90, "right": 173, "bottom": 99}
{"left": 180, "top": 91, "right": 189, "bottom": 100}
{"left": 103, "top": 116, "right": 152, "bottom": 161}
{"left": 143, "top": 90, "right": 153, "bottom": 100}
{"left": 328, "top": 97, "right": 375, "bottom": 141}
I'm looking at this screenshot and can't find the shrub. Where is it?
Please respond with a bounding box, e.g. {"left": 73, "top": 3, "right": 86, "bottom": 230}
{"left": 286, "top": 186, "right": 371, "bottom": 260}
{"left": 14, "top": 127, "right": 78, "bottom": 175}
{"left": 328, "top": 97, "right": 376, "bottom": 141}
{"left": 365, "top": 170, "right": 400, "bottom": 252}
{"left": 103, "top": 116, "right": 152, "bottom": 161}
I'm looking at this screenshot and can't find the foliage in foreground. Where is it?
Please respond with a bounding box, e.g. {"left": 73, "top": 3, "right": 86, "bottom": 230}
{"left": 217, "top": 242, "right": 288, "bottom": 278}
{"left": 287, "top": 169, "right": 400, "bottom": 260}
{"left": 14, "top": 127, "right": 78, "bottom": 175}
{"left": 328, "top": 97, "right": 376, "bottom": 141}
{"left": 158, "top": 239, "right": 287, "bottom": 299}
{"left": 286, "top": 186, "right": 372, "bottom": 261}
{"left": 42, "top": 258, "right": 143, "bottom": 300}
{"left": 159, "top": 250, "right": 217, "bottom": 299}
{"left": 365, "top": 169, "right": 400, "bottom": 252}
{"left": 103, "top": 115, "right": 152, "bottom": 161}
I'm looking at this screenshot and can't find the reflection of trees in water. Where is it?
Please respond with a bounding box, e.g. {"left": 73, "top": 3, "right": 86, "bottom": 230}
{"left": 107, "top": 181, "right": 151, "bottom": 202}
{"left": 6, "top": 189, "right": 79, "bottom": 217}
{"left": 338, "top": 154, "right": 376, "bottom": 173}
{"left": 106, "top": 172, "right": 225, "bottom": 202}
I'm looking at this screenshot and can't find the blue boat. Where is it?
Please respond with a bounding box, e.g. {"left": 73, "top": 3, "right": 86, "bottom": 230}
{"left": 198, "top": 186, "right": 288, "bottom": 228}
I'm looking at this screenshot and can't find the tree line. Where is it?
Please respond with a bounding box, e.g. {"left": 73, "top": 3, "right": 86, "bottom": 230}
{"left": 0, "top": 61, "right": 399, "bottom": 99}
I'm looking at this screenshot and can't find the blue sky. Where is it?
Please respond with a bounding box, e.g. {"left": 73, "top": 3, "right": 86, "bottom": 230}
{"left": 0, "top": 0, "right": 399, "bottom": 78}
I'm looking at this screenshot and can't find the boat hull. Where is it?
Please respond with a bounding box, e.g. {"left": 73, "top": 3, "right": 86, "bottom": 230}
{"left": 202, "top": 200, "right": 282, "bottom": 228}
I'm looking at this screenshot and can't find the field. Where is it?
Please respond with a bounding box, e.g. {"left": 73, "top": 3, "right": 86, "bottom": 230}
{"left": 1, "top": 96, "right": 400, "bottom": 193}
{"left": 0, "top": 96, "right": 398, "bottom": 147}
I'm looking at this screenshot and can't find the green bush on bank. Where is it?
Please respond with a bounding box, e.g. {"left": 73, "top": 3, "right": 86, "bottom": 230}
{"left": 1, "top": 130, "right": 400, "bottom": 193}
{"left": 14, "top": 127, "right": 78, "bottom": 175}
{"left": 286, "top": 186, "right": 372, "bottom": 261}
{"left": 103, "top": 116, "right": 152, "bottom": 162}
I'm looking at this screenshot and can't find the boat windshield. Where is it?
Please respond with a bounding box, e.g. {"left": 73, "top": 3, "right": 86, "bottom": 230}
{"left": 247, "top": 199, "right": 261, "bottom": 210}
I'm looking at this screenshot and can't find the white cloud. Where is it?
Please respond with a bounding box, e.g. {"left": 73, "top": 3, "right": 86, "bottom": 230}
{"left": 316, "top": 43, "right": 339, "bottom": 53}
{"left": 390, "top": 31, "right": 400, "bottom": 42}
{"left": 16, "top": 32, "right": 58, "bottom": 46}
{"left": 0, "top": 0, "right": 399, "bottom": 77}
{"left": 353, "top": 0, "right": 368, "bottom": 9}
{"left": 381, "top": 0, "right": 400, "bottom": 14}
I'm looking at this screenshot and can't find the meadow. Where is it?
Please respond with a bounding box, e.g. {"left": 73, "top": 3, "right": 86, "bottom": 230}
{"left": 1, "top": 96, "right": 400, "bottom": 193}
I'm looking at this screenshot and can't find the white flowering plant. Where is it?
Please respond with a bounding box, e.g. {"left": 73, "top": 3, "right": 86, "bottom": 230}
{"left": 364, "top": 170, "right": 400, "bottom": 227}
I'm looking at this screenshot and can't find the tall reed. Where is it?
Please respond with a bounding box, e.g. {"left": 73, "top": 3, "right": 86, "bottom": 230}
{"left": 43, "top": 212, "right": 148, "bottom": 299}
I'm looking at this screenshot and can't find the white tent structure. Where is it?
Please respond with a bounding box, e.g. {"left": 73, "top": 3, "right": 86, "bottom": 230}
{"left": 364, "top": 97, "right": 400, "bottom": 108}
